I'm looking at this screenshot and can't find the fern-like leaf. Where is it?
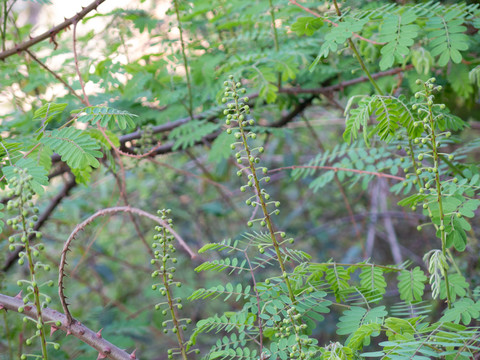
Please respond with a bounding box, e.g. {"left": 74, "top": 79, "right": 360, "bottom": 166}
{"left": 74, "top": 106, "right": 138, "bottom": 130}
{"left": 169, "top": 121, "right": 220, "bottom": 150}
{"left": 379, "top": 10, "right": 419, "bottom": 70}
{"left": 40, "top": 127, "right": 103, "bottom": 169}
{"left": 426, "top": 10, "right": 469, "bottom": 66}
{"left": 397, "top": 267, "right": 427, "bottom": 302}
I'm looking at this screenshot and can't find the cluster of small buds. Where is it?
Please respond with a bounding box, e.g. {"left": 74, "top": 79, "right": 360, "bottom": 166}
{"left": 134, "top": 124, "right": 156, "bottom": 154}
{"left": 269, "top": 305, "right": 315, "bottom": 359}
{"left": 5, "top": 168, "right": 60, "bottom": 355}
{"left": 150, "top": 210, "right": 197, "bottom": 359}
{"left": 222, "top": 76, "right": 281, "bottom": 231}
{"left": 400, "top": 79, "right": 456, "bottom": 195}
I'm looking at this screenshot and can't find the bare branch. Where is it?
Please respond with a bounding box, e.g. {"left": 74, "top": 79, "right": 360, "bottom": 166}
{"left": 58, "top": 206, "right": 196, "bottom": 325}
{"left": 0, "top": 0, "right": 107, "bottom": 61}
{"left": 0, "top": 293, "right": 136, "bottom": 360}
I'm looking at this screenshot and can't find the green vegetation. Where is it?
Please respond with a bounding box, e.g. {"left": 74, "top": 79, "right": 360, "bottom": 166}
{"left": 0, "top": 0, "right": 480, "bottom": 359}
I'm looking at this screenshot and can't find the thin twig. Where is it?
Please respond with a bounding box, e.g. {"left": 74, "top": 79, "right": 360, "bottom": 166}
{"left": 72, "top": 21, "right": 89, "bottom": 106}
{"left": 24, "top": 49, "right": 84, "bottom": 102}
{"left": 0, "top": 0, "right": 106, "bottom": 61}
{"left": 269, "top": 165, "right": 405, "bottom": 181}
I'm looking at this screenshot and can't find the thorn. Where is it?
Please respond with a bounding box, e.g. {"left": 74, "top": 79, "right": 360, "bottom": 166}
{"left": 15, "top": 291, "right": 22, "bottom": 299}
{"left": 96, "top": 328, "right": 103, "bottom": 338}
{"left": 97, "top": 353, "right": 107, "bottom": 360}
{"left": 130, "top": 349, "right": 137, "bottom": 359}
{"left": 50, "top": 326, "right": 59, "bottom": 336}
{"left": 66, "top": 329, "right": 72, "bottom": 336}
{"left": 0, "top": 304, "right": 4, "bottom": 310}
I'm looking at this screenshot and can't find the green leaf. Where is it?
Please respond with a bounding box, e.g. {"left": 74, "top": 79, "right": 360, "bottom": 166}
{"left": 169, "top": 121, "right": 220, "bottom": 151}
{"left": 291, "top": 17, "right": 323, "bottom": 36}
{"left": 347, "top": 323, "right": 381, "bottom": 350}
{"left": 359, "top": 266, "right": 387, "bottom": 296}
{"left": 379, "top": 11, "right": 419, "bottom": 70}
{"left": 208, "top": 132, "right": 232, "bottom": 164}
{"left": 75, "top": 106, "right": 138, "bottom": 130}
{"left": 440, "top": 273, "right": 469, "bottom": 302}
{"left": 337, "top": 306, "right": 387, "bottom": 336}
{"left": 397, "top": 267, "right": 427, "bottom": 302}
{"left": 33, "top": 103, "right": 68, "bottom": 125}
{"left": 440, "top": 298, "right": 480, "bottom": 325}
{"left": 40, "top": 127, "right": 103, "bottom": 169}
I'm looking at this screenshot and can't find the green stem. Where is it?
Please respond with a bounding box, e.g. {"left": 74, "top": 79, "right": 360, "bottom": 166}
{"left": 160, "top": 225, "right": 188, "bottom": 360}
{"left": 425, "top": 89, "right": 452, "bottom": 308}
{"left": 20, "top": 196, "right": 48, "bottom": 359}
{"left": 332, "top": 0, "right": 382, "bottom": 95}
{"left": 232, "top": 82, "right": 303, "bottom": 354}
{"left": 173, "top": 0, "right": 193, "bottom": 120}
{"left": 2, "top": 0, "right": 7, "bottom": 52}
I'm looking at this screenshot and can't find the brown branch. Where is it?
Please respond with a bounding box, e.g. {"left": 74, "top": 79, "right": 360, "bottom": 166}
{"left": 0, "top": 293, "right": 136, "bottom": 360}
{"left": 58, "top": 206, "right": 196, "bottom": 325}
{"left": 0, "top": 0, "right": 106, "bottom": 61}
{"left": 269, "top": 165, "right": 405, "bottom": 181}
{"left": 2, "top": 176, "right": 77, "bottom": 271}
{"left": 49, "top": 66, "right": 410, "bottom": 166}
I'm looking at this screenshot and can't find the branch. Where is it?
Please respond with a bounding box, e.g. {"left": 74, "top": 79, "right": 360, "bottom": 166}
{"left": 0, "top": 293, "right": 136, "bottom": 360}
{"left": 2, "top": 176, "right": 77, "bottom": 271}
{"left": 0, "top": 0, "right": 106, "bottom": 61}
{"left": 50, "top": 66, "right": 410, "bottom": 165}
{"left": 268, "top": 165, "right": 405, "bottom": 181}
{"left": 58, "top": 206, "right": 196, "bottom": 325}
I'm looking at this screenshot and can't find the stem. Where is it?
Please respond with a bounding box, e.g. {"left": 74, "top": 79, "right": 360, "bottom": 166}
{"left": 72, "top": 21, "right": 90, "bottom": 107}
{"left": 173, "top": 0, "right": 193, "bottom": 119}
{"left": 160, "top": 225, "right": 188, "bottom": 360}
{"left": 231, "top": 82, "right": 303, "bottom": 355}
{"left": 332, "top": 0, "right": 383, "bottom": 95}
{"left": 425, "top": 86, "right": 452, "bottom": 308}
{"left": 268, "top": 0, "right": 281, "bottom": 88}
{"left": 2, "top": 0, "right": 7, "bottom": 51}
{"left": 19, "top": 196, "right": 48, "bottom": 359}
{"left": 244, "top": 251, "right": 263, "bottom": 354}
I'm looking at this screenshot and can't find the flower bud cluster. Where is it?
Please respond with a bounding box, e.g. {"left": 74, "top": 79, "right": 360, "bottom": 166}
{"left": 134, "top": 124, "right": 156, "bottom": 154}
{"left": 406, "top": 79, "right": 461, "bottom": 232}
{"left": 222, "top": 76, "right": 282, "bottom": 234}
{"left": 5, "top": 168, "right": 58, "bottom": 355}
{"left": 151, "top": 209, "right": 196, "bottom": 358}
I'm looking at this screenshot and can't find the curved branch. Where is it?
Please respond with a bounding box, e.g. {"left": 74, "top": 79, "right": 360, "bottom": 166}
{"left": 0, "top": 0, "right": 106, "bottom": 61}
{"left": 58, "top": 206, "right": 196, "bottom": 325}
{"left": 0, "top": 293, "right": 136, "bottom": 360}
